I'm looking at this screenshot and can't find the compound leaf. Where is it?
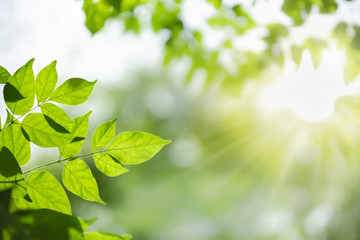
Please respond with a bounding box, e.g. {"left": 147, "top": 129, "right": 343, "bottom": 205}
{"left": 91, "top": 118, "right": 117, "bottom": 152}
{"left": 36, "top": 61, "right": 58, "bottom": 103}
{"left": 93, "top": 152, "right": 128, "bottom": 177}
{"left": 21, "top": 113, "right": 73, "bottom": 148}
{"left": 4, "top": 59, "right": 35, "bottom": 115}
{"left": 62, "top": 159, "right": 105, "bottom": 205}
{"left": 49, "top": 78, "right": 96, "bottom": 105}
{"left": 106, "top": 132, "right": 171, "bottom": 165}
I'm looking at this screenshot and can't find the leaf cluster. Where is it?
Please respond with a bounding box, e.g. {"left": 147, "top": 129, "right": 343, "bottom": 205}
{"left": 0, "top": 59, "right": 170, "bottom": 239}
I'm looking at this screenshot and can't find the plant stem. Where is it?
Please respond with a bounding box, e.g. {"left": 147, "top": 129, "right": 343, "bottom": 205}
{"left": 22, "top": 151, "right": 105, "bottom": 175}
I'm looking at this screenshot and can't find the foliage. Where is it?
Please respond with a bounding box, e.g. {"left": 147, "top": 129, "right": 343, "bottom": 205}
{"left": 80, "top": 0, "right": 360, "bottom": 91}
{"left": 0, "top": 59, "right": 170, "bottom": 239}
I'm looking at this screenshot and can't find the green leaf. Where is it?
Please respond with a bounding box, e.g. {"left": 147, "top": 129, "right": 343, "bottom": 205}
{"left": 106, "top": 132, "right": 171, "bottom": 165}
{"left": 49, "top": 78, "right": 96, "bottom": 105}
{"left": 83, "top": 0, "right": 113, "bottom": 34}
{"left": 0, "top": 65, "right": 11, "bottom": 84}
{"left": 207, "top": 0, "right": 221, "bottom": 9}
{"left": 92, "top": 118, "right": 117, "bottom": 152}
{"left": 303, "top": 38, "right": 326, "bottom": 69}
{"left": 93, "top": 152, "right": 128, "bottom": 177}
{"left": 62, "top": 159, "right": 105, "bottom": 204}
{"left": 0, "top": 147, "right": 24, "bottom": 192}
{"left": 21, "top": 113, "right": 74, "bottom": 148}
{"left": 291, "top": 45, "right": 303, "bottom": 68}
{"left": 40, "top": 102, "right": 72, "bottom": 127}
{"left": 4, "top": 59, "right": 35, "bottom": 115}
{"left": 4, "top": 109, "right": 18, "bottom": 126}
{"left": 59, "top": 111, "right": 92, "bottom": 158}
{"left": 1, "top": 124, "right": 31, "bottom": 165}
{"left": 84, "top": 231, "right": 132, "bottom": 240}
{"left": 36, "top": 60, "right": 58, "bottom": 103}
{"left": 15, "top": 171, "right": 72, "bottom": 215}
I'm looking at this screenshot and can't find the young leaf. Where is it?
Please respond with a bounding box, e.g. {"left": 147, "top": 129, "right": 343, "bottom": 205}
{"left": 84, "top": 231, "right": 132, "bottom": 240}
{"left": 4, "top": 59, "right": 35, "bottom": 115}
{"left": 93, "top": 152, "right": 128, "bottom": 177}
{"left": 106, "top": 132, "right": 171, "bottom": 165}
{"left": 21, "top": 113, "right": 73, "bottom": 148}
{"left": 62, "top": 159, "right": 105, "bottom": 205}
{"left": 40, "top": 102, "right": 72, "bottom": 127}
{"left": 91, "top": 118, "right": 117, "bottom": 152}
{"left": 0, "top": 65, "right": 11, "bottom": 84}
{"left": 49, "top": 78, "right": 96, "bottom": 105}
{"left": 59, "top": 111, "right": 92, "bottom": 158}
{"left": 4, "top": 109, "right": 18, "bottom": 126}
{"left": 1, "top": 124, "right": 31, "bottom": 165}
{"left": 16, "top": 171, "right": 72, "bottom": 215}
{"left": 36, "top": 61, "right": 58, "bottom": 103}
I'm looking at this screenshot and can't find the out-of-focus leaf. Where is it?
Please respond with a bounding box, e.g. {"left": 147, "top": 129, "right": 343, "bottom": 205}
{"left": 4, "top": 59, "right": 35, "bottom": 115}
{"left": 1, "top": 124, "right": 31, "bottom": 165}
{"left": 36, "top": 61, "right": 58, "bottom": 103}
{"left": 93, "top": 152, "right": 128, "bottom": 177}
{"left": 207, "top": 0, "right": 221, "bottom": 9}
{"left": 92, "top": 118, "right": 117, "bottom": 152}
{"left": 21, "top": 113, "right": 73, "bottom": 148}
{"left": 0, "top": 65, "right": 11, "bottom": 84}
{"left": 62, "top": 159, "right": 105, "bottom": 204}
{"left": 15, "top": 171, "right": 72, "bottom": 215}
{"left": 84, "top": 231, "right": 132, "bottom": 240}
{"left": 49, "top": 78, "right": 96, "bottom": 105}
{"left": 344, "top": 49, "right": 360, "bottom": 84}
{"left": 59, "top": 111, "right": 92, "bottom": 158}
{"left": 291, "top": 45, "right": 303, "bottom": 67}
{"left": 83, "top": 0, "right": 114, "bottom": 34}
{"left": 303, "top": 38, "right": 326, "bottom": 69}
{"left": 352, "top": 25, "right": 360, "bottom": 49}
{"left": 107, "top": 132, "right": 171, "bottom": 165}
{"left": 332, "top": 22, "right": 351, "bottom": 48}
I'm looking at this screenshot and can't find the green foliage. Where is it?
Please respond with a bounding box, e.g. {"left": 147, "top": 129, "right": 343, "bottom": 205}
{"left": 0, "top": 59, "right": 170, "bottom": 239}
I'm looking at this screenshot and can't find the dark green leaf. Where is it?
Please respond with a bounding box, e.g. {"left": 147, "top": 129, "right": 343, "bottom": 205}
{"left": 0, "top": 147, "right": 24, "bottom": 192}
{"left": 40, "top": 102, "right": 72, "bottom": 127}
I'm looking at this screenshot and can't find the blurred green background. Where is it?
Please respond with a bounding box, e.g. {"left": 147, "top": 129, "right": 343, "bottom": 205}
{"left": 2, "top": 0, "right": 360, "bottom": 239}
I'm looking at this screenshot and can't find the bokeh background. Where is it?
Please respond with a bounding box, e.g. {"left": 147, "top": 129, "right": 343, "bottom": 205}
{"left": 2, "top": 0, "right": 360, "bottom": 239}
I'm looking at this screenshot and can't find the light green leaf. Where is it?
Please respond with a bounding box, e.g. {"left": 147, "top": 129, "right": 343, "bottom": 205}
{"left": 36, "top": 60, "right": 58, "bottom": 103}
{"left": 92, "top": 118, "right": 117, "bottom": 152}
{"left": 1, "top": 123, "right": 31, "bottom": 165}
{"left": 93, "top": 152, "right": 128, "bottom": 177}
{"left": 207, "top": 0, "right": 221, "bottom": 9}
{"left": 106, "top": 132, "right": 171, "bottom": 165}
{"left": 4, "top": 109, "right": 18, "bottom": 126}
{"left": 59, "top": 111, "right": 92, "bottom": 158}
{"left": 0, "top": 147, "right": 24, "bottom": 192}
{"left": 303, "top": 38, "right": 326, "bottom": 69}
{"left": 40, "top": 102, "right": 72, "bottom": 127}
{"left": 83, "top": 0, "right": 113, "bottom": 34}
{"left": 0, "top": 65, "right": 11, "bottom": 84}
{"left": 291, "top": 45, "right": 303, "bottom": 68}
{"left": 21, "top": 113, "right": 74, "bottom": 148}
{"left": 84, "top": 231, "right": 132, "bottom": 240}
{"left": 62, "top": 159, "right": 105, "bottom": 204}
{"left": 49, "top": 78, "right": 96, "bottom": 105}
{"left": 4, "top": 59, "right": 35, "bottom": 115}
{"left": 15, "top": 171, "right": 72, "bottom": 215}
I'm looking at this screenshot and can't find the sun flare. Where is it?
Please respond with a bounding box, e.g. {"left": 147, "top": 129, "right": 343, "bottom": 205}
{"left": 258, "top": 47, "right": 347, "bottom": 122}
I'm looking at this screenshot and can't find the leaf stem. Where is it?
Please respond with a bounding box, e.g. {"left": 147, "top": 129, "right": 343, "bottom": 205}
{"left": 22, "top": 151, "right": 105, "bottom": 175}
